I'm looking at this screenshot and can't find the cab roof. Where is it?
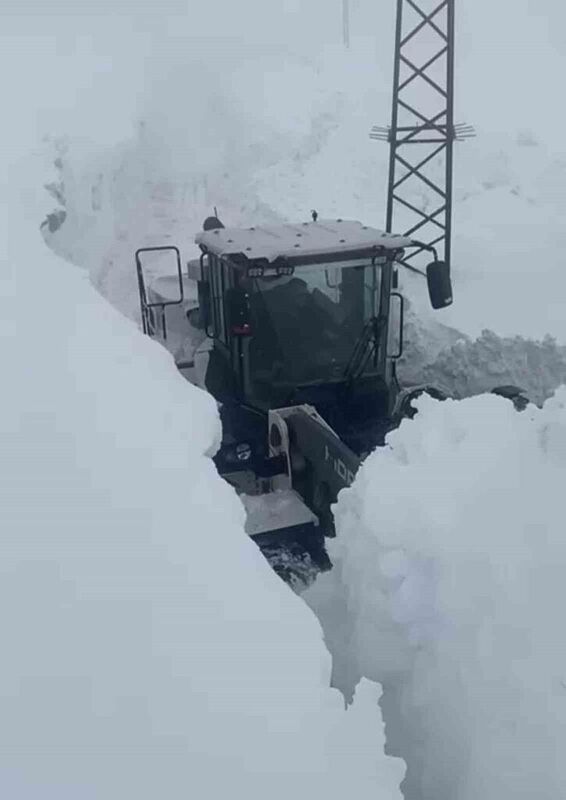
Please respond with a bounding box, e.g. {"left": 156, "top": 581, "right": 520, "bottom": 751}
{"left": 195, "top": 219, "right": 413, "bottom": 263}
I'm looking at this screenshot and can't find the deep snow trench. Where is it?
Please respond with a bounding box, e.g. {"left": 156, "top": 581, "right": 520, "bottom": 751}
{"left": 41, "top": 143, "right": 566, "bottom": 800}
{"left": 34, "top": 17, "right": 566, "bottom": 796}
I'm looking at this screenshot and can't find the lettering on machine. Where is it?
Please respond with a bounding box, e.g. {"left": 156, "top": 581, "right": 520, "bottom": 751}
{"left": 325, "top": 445, "right": 355, "bottom": 486}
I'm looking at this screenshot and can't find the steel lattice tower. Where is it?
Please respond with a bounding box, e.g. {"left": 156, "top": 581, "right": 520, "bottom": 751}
{"left": 371, "top": 0, "right": 473, "bottom": 274}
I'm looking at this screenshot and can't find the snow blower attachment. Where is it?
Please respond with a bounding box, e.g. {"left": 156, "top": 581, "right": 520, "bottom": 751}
{"left": 135, "top": 219, "right": 454, "bottom": 586}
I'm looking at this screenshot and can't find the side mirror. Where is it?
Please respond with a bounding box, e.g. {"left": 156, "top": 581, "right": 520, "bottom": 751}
{"left": 426, "top": 260, "right": 453, "bottom": 309}
{"left": 225, "top": 288, "right": 252, "bottom": 336}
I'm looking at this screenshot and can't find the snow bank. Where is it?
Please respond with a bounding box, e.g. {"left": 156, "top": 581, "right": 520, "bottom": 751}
{"left": 307, "top": 391, "right": 566, "bottom": 799}
{"left": 419, "top": 330, "right": 566, "bottom": 406}
{"left": 398, "top": 311, "right": 566, "bottom": 408}
{"left": 0, "top": 147, "right": 407, "bottom": 795}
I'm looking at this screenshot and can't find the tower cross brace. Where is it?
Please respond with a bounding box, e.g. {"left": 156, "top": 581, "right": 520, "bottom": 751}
{"left": 371, "top": 0, "right": 473, "bottom": 274}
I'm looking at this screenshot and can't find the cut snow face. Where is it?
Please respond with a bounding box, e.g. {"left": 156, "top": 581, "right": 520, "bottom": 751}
{"left": 306, "top": 390, "right": 566, "bottom": 800}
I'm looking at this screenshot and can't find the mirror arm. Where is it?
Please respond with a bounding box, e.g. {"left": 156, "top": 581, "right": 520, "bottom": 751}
{"left": 409, "top": 239, "right": 439, "bottom": 263}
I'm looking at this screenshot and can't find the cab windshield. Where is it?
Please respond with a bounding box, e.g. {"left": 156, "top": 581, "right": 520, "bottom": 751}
{"left": 244, "top": 259, "right": 382, "bottom": 388}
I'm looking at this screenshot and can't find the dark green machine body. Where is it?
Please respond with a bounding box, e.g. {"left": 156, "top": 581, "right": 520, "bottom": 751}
{"left": 198, "top": 232, "right": 412, "bottom": 439}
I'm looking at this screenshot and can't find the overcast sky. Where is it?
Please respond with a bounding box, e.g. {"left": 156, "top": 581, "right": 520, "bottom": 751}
{"left": 2, "top": 1, "right": 565, "bottom": 163}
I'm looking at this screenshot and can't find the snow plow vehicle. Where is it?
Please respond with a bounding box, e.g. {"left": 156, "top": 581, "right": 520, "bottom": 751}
{"left": 135, "top": 218, "right": 455, "bottom": 582}
{"left": 133, "top": 0, "right": 531, "bottom": 584}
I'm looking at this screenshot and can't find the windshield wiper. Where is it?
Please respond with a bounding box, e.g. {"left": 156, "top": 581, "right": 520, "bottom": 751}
{"left": 343, "top": 315, "right": 384, "bottom": 384}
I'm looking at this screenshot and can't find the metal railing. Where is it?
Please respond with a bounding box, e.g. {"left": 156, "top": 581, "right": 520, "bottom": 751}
{"left": 135, "top": 246, "right": 184, "bottom": 341}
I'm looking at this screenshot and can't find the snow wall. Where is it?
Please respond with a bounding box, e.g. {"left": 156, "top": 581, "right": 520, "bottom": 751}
{"left": 306, "top": 391, "right": 566, "bottom": 800}
{"left": 0, "top": 154, "right": 406, "bottom": 797}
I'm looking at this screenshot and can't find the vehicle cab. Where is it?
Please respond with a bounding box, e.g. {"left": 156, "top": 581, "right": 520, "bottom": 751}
{"left": 136, "top": 217, "right": 452, "bottom": 456}
{"left": 195, "top": 220, "right": 413, "bottom": 417}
